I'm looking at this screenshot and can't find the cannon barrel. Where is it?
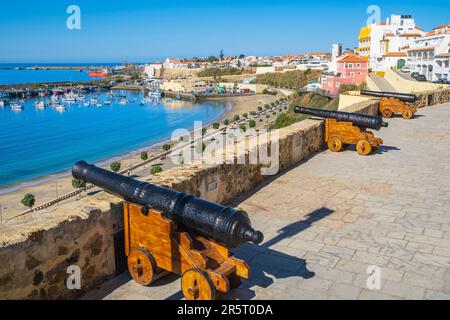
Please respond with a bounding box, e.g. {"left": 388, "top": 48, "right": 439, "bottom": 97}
{"left": 294, "top": 106, "right": 388, "bottom": 131}
{"left": 360, "top": 90, "right": 417, "bottom": 103}
{"left": 72, "top": 161, "right": 263, "bottom": 248}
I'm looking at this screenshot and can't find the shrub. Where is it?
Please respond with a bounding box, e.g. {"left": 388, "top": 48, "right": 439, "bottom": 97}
{"left": 195, "top": 142, "right": 206, "bottom": 154}
{"left": 233, "top": 114, "right": 240, "bottom": 121}
{"left": 264, "top": 104, "right": 270, "bottom": 109}
{"left": 242, "top": 113, "right": 248, "bottom": 118}
{"left": 212, "top": 122, "right": 220, "bottom": 129}
{"left": 223, "top": 119, "right": 230, "bottom": 126}
{"left": 239, "top": 125, "right": 247, "bottom": 132}
{"left": 110, "top": 161, "right": 121, "bottom": 172}
{"left": 250, "top": 111, "right": 256, "bottom": 116}
{"left": 140, "top": 151, "right": 148, "bottom": 161}
{"left": 202, "top": 128, "right": 207, "bottom": 136}
{"left": 72, "top": 179, "right": 86, "bottom": 189}
{"left": 162, "top": 144, "right": 171, "bottom": 151}
{"left": 249, "top": 120, "right": 256, "bottom": 128}
{"left": 150, "top": 165, "right": 162, "bottom": 175}
{"left": 257, "top": 106, "right": 262, "bottom": 111}
{"left": 21, "top": 194, "right": 35, "bottom": 208}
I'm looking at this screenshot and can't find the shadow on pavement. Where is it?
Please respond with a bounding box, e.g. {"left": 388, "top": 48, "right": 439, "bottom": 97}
{"left": 224, "top": 207, "right": 334, "bottom": 300}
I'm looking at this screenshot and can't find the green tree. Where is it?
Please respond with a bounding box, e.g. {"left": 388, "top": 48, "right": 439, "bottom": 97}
{"left": 150, "top": 165, "right": 163, "bottom": 175}
{"left": 249, "top": 120, "right": 256, "bottom": 128}
{"left": 239, "top": 125, "right": 247, "bottom": 132}
{"left": 250, "top": 111, "right": 257, "bottom": 116}
{"left": 140, "top": 151, "right": 148, "bottom": 161}
{"left": 202, "top": 128, "right": 207, "bottom": 136}
{"left": 242, "top": 113, "right": 248, "bottom": 118}
{"left": 223, "top": 119, "right": 230, "bottom": 126}
{"left": 264, "top": 104, "right": 270, "bottom": 109}
{"left": 195, "top": 142, "right": 206, "bottom": 154}
{"left": 212, "top": 122, "right": 220, "bottom": 129}
{"left": 72, "top": 179, "right": 86, "bottom": 189}
{"left": 233, "top": 114, "right": 240, "bottom": 121}
{"left": 110, "top": 161, "right": 121, "bottom": 172}
{"left": 162, "top": 144, "right": 171, "bottom": 152}
{"left": 21, "top": 194, "right": 35, "bottom": 208}
{"left": 219, "top": 49, "right": 224, "bottom": 60}
{"left": 257, "top": 106, "right": 263, "bottom": 111}
{"left": 239, "top": 54, "right": 245, "bottom": 59}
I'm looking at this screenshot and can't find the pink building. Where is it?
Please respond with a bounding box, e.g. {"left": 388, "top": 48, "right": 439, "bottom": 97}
{"left": 322, "top": 54, "right": 369, "bottom": 95}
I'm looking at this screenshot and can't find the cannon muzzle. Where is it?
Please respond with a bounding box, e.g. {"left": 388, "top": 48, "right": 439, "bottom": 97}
{"left": 72, "top": 161, "right": 263, "bottom": 248}
{"left": 294, "top": 106, "right": 388, "bottom": 130}
{"left": 360, "top": 90, "right": 417, "bottom": 103}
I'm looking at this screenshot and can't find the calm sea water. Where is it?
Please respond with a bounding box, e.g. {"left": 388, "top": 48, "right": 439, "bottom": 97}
{"left": 0, "top": 63, "right": 128, "bottom": 85}
{"left": 0, "top": 91, "right": 230, "bottom": 189}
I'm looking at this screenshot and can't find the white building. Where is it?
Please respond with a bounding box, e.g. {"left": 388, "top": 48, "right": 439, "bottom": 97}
{"left": 357, "top": 14, "right": 425, "bottom": 72}
{"left": 407, "top": 24, "right": 450, "bottom": 81}
{"left": 144, "top": 63, "right": 163, "bottom": 78}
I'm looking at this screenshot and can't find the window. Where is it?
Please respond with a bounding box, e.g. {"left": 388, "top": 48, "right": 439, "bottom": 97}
{"left": 350, "top": 72, "right": 355, "bottom": 76}
{"left": 347, "top": 63, "right": 353, "bottom": 69}
{"left": 336, "top": 82, "right": 340, "bottom": 88}
{"left": 356, "top": 63, "right": 361, "bottom": 68}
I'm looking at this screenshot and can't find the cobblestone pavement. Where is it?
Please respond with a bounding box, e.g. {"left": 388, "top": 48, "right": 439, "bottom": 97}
{"left": 84, "top": 102, "right": 450, "bottom": 300}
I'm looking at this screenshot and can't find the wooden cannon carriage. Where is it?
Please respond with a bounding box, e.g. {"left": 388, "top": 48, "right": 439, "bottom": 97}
{"left": 72, "top": 161, "right": 263, "bottom": 301}
{"left": 124, "top": 203, "right": 250, "bottom": 300}
{"left": 325, "top": 119, "right": 383, "bottom": 156}
{"left": 295, "top": 106, "right": 387, "bottom": 156}
{"left": 361, "top": 90, "right": 418, "bottom": 119}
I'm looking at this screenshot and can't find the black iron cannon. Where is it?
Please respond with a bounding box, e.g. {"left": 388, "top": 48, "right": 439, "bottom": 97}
{"left": 294, "top": 106, "right": 388, "bottom": 130}
{"left": 360, "top": 90, "right": 417, "bottom": 103}
{"left": 72, "top": 161, "right": 263, "bottom": 248}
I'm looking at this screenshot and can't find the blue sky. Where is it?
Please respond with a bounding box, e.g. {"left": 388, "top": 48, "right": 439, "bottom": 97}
{"left": 0, "top": 0, "right": 449, "bottom": 63}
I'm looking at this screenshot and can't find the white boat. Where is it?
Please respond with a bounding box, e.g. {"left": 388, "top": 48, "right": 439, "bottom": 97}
{"left": 83, "top": 102, "right": 90, "bottom": 107}
{"left": 96, "top": 103, "right": 103, "bottom": 108}
{"left": 148, "top": 90, "right": 162, "bottom": 98}
{"left": 119, "top": 99, "right": 128, "bottom": 105}
{"left": 104, "top": 100, "right": 112, "bottom": 105}
{"left": 0, "top": 101, "right": 5, "bottom": 107}
{"left": 55, "top": 105, "right": 66, "bottom": 112}
{"left": 11, "top": 103, "right": 24, "bottom": 110}
{"left": 35, "top": 101, "right": 46, "bottom": 109}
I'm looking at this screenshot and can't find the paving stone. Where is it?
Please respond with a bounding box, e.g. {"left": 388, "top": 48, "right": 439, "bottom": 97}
{"left": 382, "top": 281, "right": 425, "bottom": 300}
{"left": 328, "top": 283, "right": 362, "bottom": 299}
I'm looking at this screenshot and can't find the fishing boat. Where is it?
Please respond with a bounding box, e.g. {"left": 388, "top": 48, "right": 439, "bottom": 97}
{"left": 11, "top": 103, "right": 24, "bottom": 111}
{"left": 35, "top": 101, "right": 46, "bottom": 109}
{"left": 148, "top": 89, "right": 162, "bottom": 98}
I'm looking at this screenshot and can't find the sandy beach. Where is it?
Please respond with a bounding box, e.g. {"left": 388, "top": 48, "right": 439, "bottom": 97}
{"left": 0, "top": 93, "right": 282, "bottom": 221}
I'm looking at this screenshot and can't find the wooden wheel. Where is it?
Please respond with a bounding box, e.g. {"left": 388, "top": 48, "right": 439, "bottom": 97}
{"left": 327, "top": 136, "right": 343, "bottom": 152}
{"left": 381, "top": 108, "right": 393, "bottom": 118}
{"left": 181, "top": 269, "right": 216, "bottom": 300}
{"left": 402, "top": 109, "right": 414, "bottom": 119}
{"left": 127, "top": 248, "right": 157, "bottom": 286}
{"left": 356, "top": 140, "right": 372, "bottom": 156}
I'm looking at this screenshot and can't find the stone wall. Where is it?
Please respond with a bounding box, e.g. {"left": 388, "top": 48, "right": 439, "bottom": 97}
{"left": 413, "top": 88, "right": 450, "bottom": 109}
{"left": 0, "top": 98, "right": 404, "bottom": 300}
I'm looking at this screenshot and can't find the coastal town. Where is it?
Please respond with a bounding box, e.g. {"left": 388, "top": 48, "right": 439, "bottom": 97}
{"left": 1, "top": 4, "right": 450, "bottom": 305}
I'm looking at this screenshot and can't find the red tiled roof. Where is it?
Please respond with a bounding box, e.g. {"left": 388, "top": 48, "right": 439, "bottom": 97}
{"left": 407, "top": 47, "right": 435, "bottom": 52}
{"left": 436, "top": 53, "right": 450, "bottom": 57}
{"left": 399, "top": 33, "right": 422, "bottom": 37}
{"left": 384, "top": 52, "right": 407, "bottom": 57}
{"left": 338, "top": 55, "right": 367, "bottom": 63}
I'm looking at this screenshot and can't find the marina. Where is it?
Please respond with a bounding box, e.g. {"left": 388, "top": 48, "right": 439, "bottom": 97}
{"left": 0, "top": 88, "right": 230, "bottom": 188}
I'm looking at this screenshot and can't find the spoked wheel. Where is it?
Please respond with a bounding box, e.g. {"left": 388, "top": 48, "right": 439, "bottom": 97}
{"left": 381, "top": 108, "right": 393, "bottom": 118}
{"left": 327, "top": 136, "right": 343, "bottom": 152}
{"left": 127, "top": 248, "right": 158, "bottom": 286}
{"left": 356, "top": 140, "right": 372, "bottom": 156}
{"left": 181, "top": 269, "right": 216, "bottom": 300}
{"left": 402, "top": 109, "right": 414, "bottom": 119}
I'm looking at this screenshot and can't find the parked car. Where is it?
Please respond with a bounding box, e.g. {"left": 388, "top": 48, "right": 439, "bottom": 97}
{"left": 401, "top": 66, "right": 410, "bottom": 73}
{"left": 411, "top": 72, "right": 419, "bottom": 79}
{"left": 416, "top": 75, "right": 427, "bottom": 82}
{"left": 433, "top": 78, "right": 450, "bottom": 84}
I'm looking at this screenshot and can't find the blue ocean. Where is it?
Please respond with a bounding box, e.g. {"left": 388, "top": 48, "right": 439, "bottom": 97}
{"left": 0, "top": 80, "right": 230, "bottom": 189}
